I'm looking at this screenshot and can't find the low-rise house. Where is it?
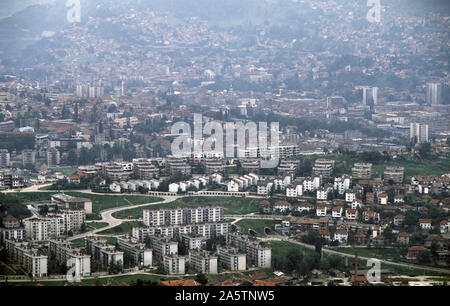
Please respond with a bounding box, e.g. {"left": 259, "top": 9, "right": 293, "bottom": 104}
{"left": 377, "top": 193, "right": 388, "bottom": 205}
{"left": 273, "top": 201, "right": 291, "bottom": 213}
{"left": 393, "top": 214, "right": 405, "bottom": 226}
{"left": 333, "top": 229, "right": 348, "bottom": 244}
{"left": 345, "top": 190, "right": 356, "bottom": 203}
{"left": 440, "top": 219, "right": 450, "bottom": 234}
{"left": 169, "top": 183, "right": 179, "bottom": 193}
{"left": 424, "top": 236, "right": 448, "bottom": 251}
{"left": 419, "top": 219, "right": 432, "bottom": 230}
{"left": 372, "top": 226, "right": 382, "bottom": 238}
{"left": 332, "top": 206, "right": 343, "bottom": 218}
{"left": 354, "top": 233, "right": 367, "bottom": 245}
{"left": 295, "top": 203, "right": 314, "bottom": 213}
{"left": 345, "top": 208, "right": 358, "bottom": 221}
{"left": 363, "top": 211, "right": 380, "bottom": 223}
{"left": 406, "top": 246, "right": 427, "bottom": 260}
{"left": 394, "top": 194, "right": 404, "bottom": 204}
{"left": 351, "top": 199, "right": 363, "bottom": 209}
{"left": 316, "top": 204, "right": 327, "bottom": 217}
{"left": 319, "top": 230, "right": 331, "bottom": 241}
{"left": 257, "top": 200, "right": 272, "bottom": 214}
{"left": 397, "top": 232, "right": 410, "bottom": 245}
{"left": 366, "top": 192, "right": 375, "bottom": 204}
{"left": 372, "top": 235, "right": 385, "bottom": 246}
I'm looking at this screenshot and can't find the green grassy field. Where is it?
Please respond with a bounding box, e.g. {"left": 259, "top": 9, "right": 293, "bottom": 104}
{"left": 86, "top": 222, "right": 109, "bottom": 230}
{"left": 112, "top": 196, "right": 259, "bottom": 219}
{"left": 235, "top": 219, "right": 278, "bottom": 236}
{"left": 96, "top": 221, "right": 144, "bottom": 235}
{"left": 268, "top": 241, "right": 317, "bottom": 259}
{"left": 49, "top": 167, "right": 78, "bottom": 176}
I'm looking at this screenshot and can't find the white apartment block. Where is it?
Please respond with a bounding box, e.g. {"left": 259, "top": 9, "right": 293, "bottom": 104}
{"left": 133, "top": 221, "right": 231, "bottom": 241}
{"left": 117, "top": 235, "right": 152, "bottom": 266}
{"left": 316, "top": 187, "right": 328, "bottom": 200}
{"left": 48, "top": 239, "right": 91, "bottom": 277}
{"left": 163, "top": 254, "right": 186, "bottom": 275}
{"left": 149, "top": 235, "right": 178, "bottom": 259}
{"left": 303, "top": 176, "right": 321, "bottom": 192}
{"left": 24, "top": 216, "right": 65, "bottom": 241}
{"left": 217, "top": 246, "right": 246, "bottom": 271}
{"left": 189, "top": 249, "right": 218, "bottom": 274}
{"left": 286, "top": 184, "right": 303, "bottom": 197}
{"left": 181, "top": 234, "right": 207, "bottom": 250}
{"left": 334, "top": 175, "right": 351, "bottom": 195}
{"left": 410, "top": 122, "right": 429, "bottom": 143}
{"left": 345, "top": 191, "right": 356, "bottom": 203}
{"left": 85, "top": 237, "right": 124, "bottom": 268}
{"left": 227, "top": 233, "right": 271, "bottom": 268}
{"left": 312, "top": 159, "right": 335, "bottom": 178}
{"left": 143, "top": 206, "right": 224, "bottom": 226}
{"left": 352, "top": 163, "right": 373, "bottom": 179}
{"left": 257, "top": 180, "right": 273, "bottom": 195}
{"left": 5, "top": 239, "right": 48, "bottom": 278}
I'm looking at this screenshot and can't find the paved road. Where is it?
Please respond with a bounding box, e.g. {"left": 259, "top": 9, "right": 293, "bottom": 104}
{"left": 260, "top": 236, "right": 450, "bottom": 275}
{"left": 68, "top": 196, "right": 179, "bottom": 241}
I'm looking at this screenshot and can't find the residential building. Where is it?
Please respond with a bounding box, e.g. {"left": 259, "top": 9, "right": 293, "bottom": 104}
{"left": 217, "top": 246, "right": 246, "bottom": 271}
{"left": 352, "top": 163, "right": 373, "bottom": 179}
{"left": 312, "top": 159, "right": 335, "bottom": 178}
{"left": 51, "top": 193, "right": 92, "bottom": 214}
{"left": 48, "top": 239, "right": 91, "bottom": 277}
{"left": 227, "top": 232, "right": 271, "bottom": 268}
{"left": 410, "top": 123, "right": 428, "bottom": 143}
{"left": 163, "top": 254, "right": 186, "bottom": 275}
{"left": 189, "top": 249, "right": 218, "bottom": 274}
{"left": 117, "top": 235, "right": 152, "bottom": 266}
{"left": 384, "top": 167, "right": 404, "bottom": 184}
{"left": 4, "top": 239, "right": 48, "bottom": 278}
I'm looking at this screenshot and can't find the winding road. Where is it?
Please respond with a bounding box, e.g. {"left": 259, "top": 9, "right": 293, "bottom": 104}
{"left": 68, "top": 195, "right": 180, "bottom": 241}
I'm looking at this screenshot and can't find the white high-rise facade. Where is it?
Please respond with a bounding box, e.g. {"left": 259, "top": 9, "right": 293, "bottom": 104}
{"left": 426, "top": 82, "right": 442, "bottom": 106}
{"left": 410, "top": 122, "right": 428, "bottom": 143}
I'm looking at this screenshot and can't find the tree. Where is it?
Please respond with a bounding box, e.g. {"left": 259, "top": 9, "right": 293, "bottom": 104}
{"left": 418, "top": 142, "right": 432, "bottom": 159}
{"left": 430, "top": 241, "right": 439, "bottom": 261}
{"left": 195, "top": 273, "right": 208, "bottom": 286}
{"left": 66, "top": 150, "right": 78, "bottom": 166}
{"left": 38, "top": 205, "right": 49, "bottom": 216}
{"left": 417, "top": 250, "right": 432, "bottom": 265}
{"left": 383, "top": 226, "right": 394, "bottom": 244}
